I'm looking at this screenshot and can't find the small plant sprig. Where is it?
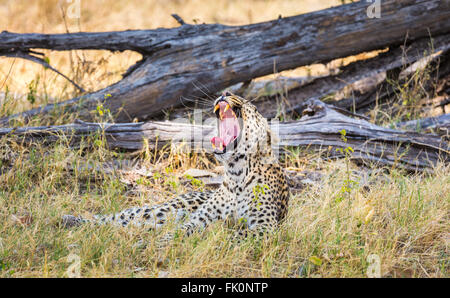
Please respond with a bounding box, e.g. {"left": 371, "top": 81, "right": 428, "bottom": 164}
{"left": 335, "top": 129, "right": 357, "bottom": 203}
{"left": 94, "top": 93, "right": 113, "bottom": 122}
{"left": 252, "top": 184, "right": 269, "bottom": 210}
{"left": 164, "top": 166, "right": 180, "bottom": 192}
{"left": 184, "top": 174, "right": 205, "bottom": 191}
{"left": 26, "top": 78, "right": 39, "bottom": 105}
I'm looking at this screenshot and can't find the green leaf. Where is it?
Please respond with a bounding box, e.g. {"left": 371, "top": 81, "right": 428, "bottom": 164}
{"left": 309, "top": 256, "right": 323, "bottom": 266}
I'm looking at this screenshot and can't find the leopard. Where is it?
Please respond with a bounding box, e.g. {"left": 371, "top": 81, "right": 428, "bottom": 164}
{"left": 62, "top": 92, "right": 290, "bottom": 240}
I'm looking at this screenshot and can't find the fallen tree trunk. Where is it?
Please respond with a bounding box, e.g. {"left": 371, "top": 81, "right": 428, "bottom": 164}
{"left": 1, "top": 99, "right": 448, "bottom": 172}
{"left": 0, "top": 0, "right": 449, "bottom": 126}
{"left": 252, "top": 34, "right": 450, "bottom": 118}
{"left": 340, "top": 43, "right": 450, "bottom": 114}
{"left": 168, "top": 34, "right": 450, "bottom": 119}
{"left": 166, "top": 37, "right": 450, "bottom": 120}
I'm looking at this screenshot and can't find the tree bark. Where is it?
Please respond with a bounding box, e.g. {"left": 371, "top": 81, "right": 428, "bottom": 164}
{"left": 164, "top": 34, "right": 450, "bottom": 120}
{"left": 1, "top": 99, "right": 448, "bottom": 172}
{"left": 252, "top": 34, "right": 450, "bottom": 118}
{"left": 396, "top": 113, "right": 450, "bottom": 134}
{"left": 337, "top": 42, "right": 450, "bottom": 114}
{"left": 0, "top": 0, "right": 449, "bottom": 126}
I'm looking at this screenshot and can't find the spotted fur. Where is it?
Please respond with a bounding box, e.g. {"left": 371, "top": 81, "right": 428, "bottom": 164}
{"left": 63, "top": 93, "right": 290, "bottom": 239}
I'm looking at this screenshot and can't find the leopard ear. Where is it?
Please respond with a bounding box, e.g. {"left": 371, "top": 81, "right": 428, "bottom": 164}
{"left": 223, "top": 92, "right": 245, "bottom": 107}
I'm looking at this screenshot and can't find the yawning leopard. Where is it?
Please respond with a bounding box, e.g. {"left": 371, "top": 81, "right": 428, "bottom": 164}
{"left": 63, "top": 92, "right": 290, "bottom": 239}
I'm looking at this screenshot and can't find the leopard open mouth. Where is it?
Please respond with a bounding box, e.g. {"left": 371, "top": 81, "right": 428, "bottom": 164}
{"left": 210, "top": 99, "right": 241, "bottom": 154}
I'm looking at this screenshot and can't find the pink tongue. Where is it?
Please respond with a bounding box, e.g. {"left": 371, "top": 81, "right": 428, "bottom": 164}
{"left": 220, "top": 117, "right": 236, "bottom": 146}
{"left": 211, "top": 119, "right": 236, "bottom": 149}
{"left": 211, "top": 101, "right": 239, "bottom": 150}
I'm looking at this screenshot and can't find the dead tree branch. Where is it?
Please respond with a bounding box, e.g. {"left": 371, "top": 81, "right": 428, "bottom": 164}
{"left": 0, "top": 49, "right": 86, "bottom": 92}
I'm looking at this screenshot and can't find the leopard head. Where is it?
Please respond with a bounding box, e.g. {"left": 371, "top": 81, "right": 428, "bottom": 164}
{"left": 210, "top": 92, "right": 274, "bottom": 164}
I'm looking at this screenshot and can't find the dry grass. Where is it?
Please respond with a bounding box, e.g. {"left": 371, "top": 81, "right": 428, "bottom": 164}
{"left": 0, "top": 137, "right": 448, "bottom": 277}
{"left": 0, "top": 0, "right": 449, "bottom": 278}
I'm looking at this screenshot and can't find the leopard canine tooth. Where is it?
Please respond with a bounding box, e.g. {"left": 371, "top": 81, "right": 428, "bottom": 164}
{"left": 214, "top": 104, "right": 220, "bottom": 113}
{"left": 224, "top": 104, "right": 230, "bottom": 113}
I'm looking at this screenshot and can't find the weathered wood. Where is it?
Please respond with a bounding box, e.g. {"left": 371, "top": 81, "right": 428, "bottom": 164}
{"left": 280, "top": 101, "right": 449, "bottom": 171}
{"left": 1, "top": 100, "right": 448, "bottom": 172}
{"left": 165, "top": 35, "right": 450, "bottom": 120}
{"left": 340, "top": 44, "right": 450, "bottom": 114}
{"left": 396, "top": 113, "right": 450, "bottom": 137}
{"left": 0, "top": 0, "right": 449, "bottom": 126}
{"left": 252, "top": 34, "right": 450, "bottom": 118}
